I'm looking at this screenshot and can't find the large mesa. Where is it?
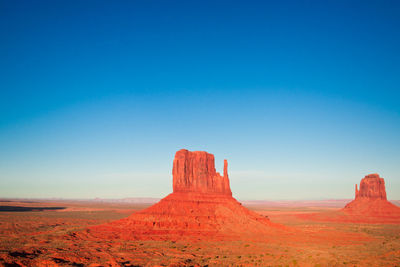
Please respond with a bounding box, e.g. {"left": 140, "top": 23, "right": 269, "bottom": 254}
{"left": 297, "top": 173, "right": 400, "bottom": 224}
{"left": 354, "top": 173, "right": 387, "bottom": 200}
{"left": 172, "top": 149, "right": 232, "bottom": 195}
{"left": 342, "top": 173, "right": 400, "bottom": 222}
{"left": 88, "top": 149, "right": 281, "bottom": 240}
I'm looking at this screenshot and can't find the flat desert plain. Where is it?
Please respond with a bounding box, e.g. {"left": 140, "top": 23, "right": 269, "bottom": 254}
{"left": 0, "top": 199, "right": 399, "bottom": 266}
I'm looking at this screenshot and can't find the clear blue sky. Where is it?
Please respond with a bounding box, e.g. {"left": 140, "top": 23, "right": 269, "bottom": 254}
{"left": 1, "top": 0, "right": 399, "bottom": 200}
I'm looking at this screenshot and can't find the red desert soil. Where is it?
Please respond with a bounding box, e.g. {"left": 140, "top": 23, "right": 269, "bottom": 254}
{"left": 1, "top": 200, "right": 399, "bottom": 266}
{"left": 297, "top": 174, "right": 400, "bottom": 224}
{"left": 0, "top": 152, "right": 398, "bottom": 266}
{"left": 0, "top": 202, "right": 400, "bottom": 266}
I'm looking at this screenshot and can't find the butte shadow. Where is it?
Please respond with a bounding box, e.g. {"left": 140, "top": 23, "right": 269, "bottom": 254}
{"left": 0, "top": 206, "right": 65, "bottom": 212}
{"left": 298, "top": 174, "right": 400, "bottom": 224}
{"left": 88, "top": 149, "right": 284, "bottom": 241}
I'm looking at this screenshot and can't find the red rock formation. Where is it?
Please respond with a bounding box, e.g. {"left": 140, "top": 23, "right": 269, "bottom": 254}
{"left": 89, "top": 149, "right": 281, "bottom": 240}
{"left": 342, "top": 173, "right": 400, "bottom": 223}
{"left": 297, "top": 174, "right": 400, "bottom": 224}
{"left": 172, "top": 149, "right": 231, "bottom": 195}
{"left": 354, "top": 173, "right": 387, "bottom": 200}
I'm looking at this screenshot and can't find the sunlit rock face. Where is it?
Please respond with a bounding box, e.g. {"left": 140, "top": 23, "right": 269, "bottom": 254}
{"left": 172, "top": 149, "right": 232, "bottom": 196}
{"left": 89, "top": 149, "right": 282, "bottom": 241}
{"left": 298, "top": 173, "right": 400, "bottom": 224}
{"left": 343, "top": 173, "right": 400, "bottom": 220}
{"left": 355, "top": 173, "right": 387, "bottom": 200}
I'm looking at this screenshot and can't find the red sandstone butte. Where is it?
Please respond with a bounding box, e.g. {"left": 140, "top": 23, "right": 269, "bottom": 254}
{"left": 296, "top": 173, "right": 400, "bottom": 224}
{"left": 89, "top": 149, "right": 281, "bottom": 241}
{"left": 340, "top": 173, "right": 400, "bottom": 223}
{"left": 354, "top": 173, "right": 387, "bottom": 200}
{"left": 173, "top": 149, "right": 232, "bottom": 195}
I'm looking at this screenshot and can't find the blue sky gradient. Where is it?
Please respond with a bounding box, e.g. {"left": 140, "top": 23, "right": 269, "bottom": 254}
{"left": 1, "top": 0, "right": 399, "bottom": 199}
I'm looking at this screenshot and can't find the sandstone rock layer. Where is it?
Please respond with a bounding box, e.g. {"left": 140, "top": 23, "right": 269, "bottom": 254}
{"left": 342, "top": 173, "right": 400, "bottom": 221}
{"left": 172, "top": 149, "right": 232, "bottom": 195}
{"left": 354, "top": 173, "right": 387, "bottom": 200}
{"left": 298, "top": 174, "right": 400, "bottom": 224}
{"left": 89, "top": 149, "right": 281, "bottom": 240}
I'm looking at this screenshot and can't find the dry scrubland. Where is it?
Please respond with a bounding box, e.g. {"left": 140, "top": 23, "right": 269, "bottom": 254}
{"left": 0, "top": 200, "right": 399, "bottom": 266}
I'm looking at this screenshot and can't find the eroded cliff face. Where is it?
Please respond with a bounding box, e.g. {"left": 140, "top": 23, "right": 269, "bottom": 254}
{"left": 296, "top": 173, "right": 400, "bottom": 224}
{"left": 342, "top": 173, "right": 400, "bottom": 221}
{"left": 89, "top": 149, "right": 280, "bottom": 241}
{"left": 355, "top": 173, "right": 387, "bottom": 200}
{"left": 172, "top": 149, "right": 232, "bottom": 196}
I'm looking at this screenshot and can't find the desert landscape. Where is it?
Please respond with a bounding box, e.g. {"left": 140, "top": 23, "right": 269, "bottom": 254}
{"left": 2, "top": 0, "right": 400, "bottom": 266}
{"left": 1, "top": 200, "right": 399, "bottom": 266}
{"left": 1, "top": 149, "right": 400, "bottom": 266}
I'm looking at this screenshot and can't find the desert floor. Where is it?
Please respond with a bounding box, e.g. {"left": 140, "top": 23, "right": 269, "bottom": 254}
{"left": 0, "top": 200, "right": 399, "bottom": 266}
